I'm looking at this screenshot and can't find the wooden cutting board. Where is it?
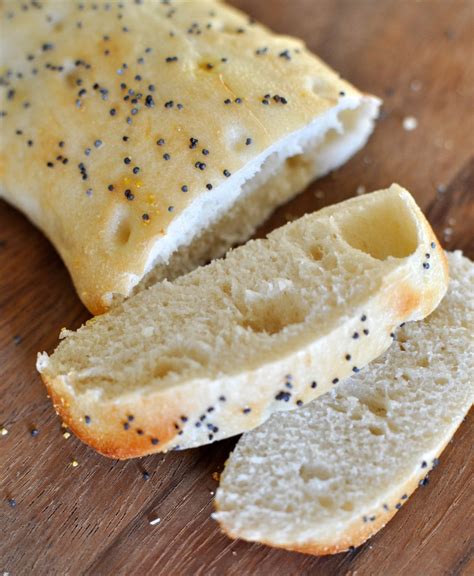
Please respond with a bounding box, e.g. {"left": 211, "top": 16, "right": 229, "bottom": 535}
{"left": 1, "top": 1, "right": 473, "bottom": 574}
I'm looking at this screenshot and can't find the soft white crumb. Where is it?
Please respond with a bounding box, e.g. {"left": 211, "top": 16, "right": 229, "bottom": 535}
{"left": 314, "top": 190, "right": 325, "bottom": 199}
{"left": 403, "top": 116, "right": 418, "bottom": 131}
{"left": 1, "top": 427, "right": 8, "bottom": 436}
{"left": 149, "top": 517, "right": 161, "bottom": 526}
{"left": 356, "top": 185, "right": 366, "bottom": 196}
{"left": 410, "top": 79, "right": 422, "bottom": 92}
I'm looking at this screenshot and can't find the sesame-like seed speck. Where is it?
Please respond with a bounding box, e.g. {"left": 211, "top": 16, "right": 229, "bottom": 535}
{"left": 311, "top": 381, "right": 317, "bottom": 389}
{"left": 223, "top": 169, "right": 231, "bottom": 177}
{"left": 242, "top": 407, "right": 251, "bottom": 414}
{"left": 84, "top": 415, "right": 91, "bottom": 424}
{"left": 123, "top": 422, "right": 130, "bottom": 430}
{"left": 219, "top": 395, "right": 226, "bottom": 402}
{"left": 163, "top": 153, "right": 170, "bottom": 161}
{"left": 151, "top": 437, "right": 159, "bottom": 445}
{"left": 108, "top": 184, "right": 114, "bottom": 191}
{"left": 361, "top": 315, "right": 367, "bottom": 321}
{"left": 8, "top": 498, "right": 17, "bottom": 507}
{"left": 206, "top": 183, "right": 213, "bottom": 190}
{"left": 363, "top": 329, "right": 369, "bottom": 335}
{"left": 30, "top": 428, "right": 39, "bottom": 437}
{"left": 296, "top": 400, "right": 303, "bottom": 406}
{"left": 345, "top": 354, "right": 351, "bottom": 361}
{"left": 332, "top": 378, "right": 339, "bottom": 384}
{"left": 142, "top": 213, "right": 150, "bottom": 222}
{"left": 353, "top": 332, "right": 360, "bottom": 339}
{"left": 245, "top": 138, "right": 252, "bottom": 145}
{"left": 156, "top": 138, "right": 165, "bottom": 146}
{"left": 124, "top": 190, "right": 135, "bottom": 201}
{"left": 423, "top": 262, "right": 430, "bottom": 269}
{"left": 137, "top": 429, "right": 144, "bottom": 435}
{"left": 142, "top": 471, "right": 150, "bottom": 480}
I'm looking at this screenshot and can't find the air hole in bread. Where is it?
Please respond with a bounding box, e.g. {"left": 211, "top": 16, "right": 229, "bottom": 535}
{"left": 318, "top": 495, "right": 334, "bottom": 509}
{"left": 236, "top": 291, "right": 308, "bottom": 335}
{"left": 286, "top": 153, "right": 312, "bottom": 171}
{"left": 308, "top": 244, "right": 323, "bottom": 260}
{"left": 221, "top": 282, "right": 232, "bottom": 296}
{"left": 153, "top": 359, "right": 179, "bottom": 379}
{"left": 368, "top": 425, "right": 384, "bottom": 437}
{"left": 336, "top": 193, "right": 419, "bottom": 260}
{"left": 341, "top": 501, "right": 355, "bottom": 512}
{"left": 360, "top": 397, "right": 388, "bottom": 418}
{"left": 299, "top": 464, "right": 331, "bottom": 482}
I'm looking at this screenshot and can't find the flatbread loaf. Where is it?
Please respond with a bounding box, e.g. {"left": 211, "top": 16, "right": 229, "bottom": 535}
{"left": 0, "top": 0, "right": 379, "bottom": 313}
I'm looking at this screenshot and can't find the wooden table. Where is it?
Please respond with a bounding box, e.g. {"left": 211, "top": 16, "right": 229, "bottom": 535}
{"left": 1, "top": 1, "right": 473, "bottom": 574}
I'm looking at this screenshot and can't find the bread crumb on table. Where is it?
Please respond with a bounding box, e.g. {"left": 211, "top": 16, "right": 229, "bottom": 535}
{"left": 149, "top": 517, "right": 161, "bottom": 526}
{"left": 403, "top": 116, "right": 418, "bottom": 131}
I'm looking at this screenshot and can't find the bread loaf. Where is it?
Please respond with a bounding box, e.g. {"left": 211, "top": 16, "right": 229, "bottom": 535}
{"left": 37, "top": 186, "right": 447, "bottom": 458}
{"left": 0, "top": 0, "right": 379, "bottom": 313}
{"left": 214, "top": 251, "right": 473, "bottom": 555}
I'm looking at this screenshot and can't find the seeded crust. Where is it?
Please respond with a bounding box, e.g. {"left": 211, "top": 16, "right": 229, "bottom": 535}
{"left": 37, "top": 187, "right": 448, "bottom": 459}
{"left": 0, "top": 0, "right": 379, "bottom": 314}
{"left": 214, "top": 252, "right": 472, "bottom": 555}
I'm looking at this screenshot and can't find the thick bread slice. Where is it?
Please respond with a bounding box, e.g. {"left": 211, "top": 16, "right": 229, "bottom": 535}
{"left": 37, "top": 186, "right": 447, "bottom": 459}
{"left": 0, "top": 0, "right": 379, "bottom": 313}
{"left": 214, "top": 251, "right": 473, "bottom": 555}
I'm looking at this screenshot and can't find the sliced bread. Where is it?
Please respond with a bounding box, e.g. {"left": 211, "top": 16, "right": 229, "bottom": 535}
{"left": 0, "top": 0, "right": 379, "bottom": 313}
{"left": 214, "top": 251, "right": 473, "bottom": 555}
{"left": 37, "top": 185, "right": 448, "bottom": 458}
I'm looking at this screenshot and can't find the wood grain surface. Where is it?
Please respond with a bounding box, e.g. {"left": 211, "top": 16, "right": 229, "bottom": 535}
{"left": 1, "top": 1, "right": 473, "bottom": 574}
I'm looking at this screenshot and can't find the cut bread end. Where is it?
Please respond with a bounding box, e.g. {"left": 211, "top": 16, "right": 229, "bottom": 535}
{"left": 109, "top": 95, "right": 381, "bottom": 308}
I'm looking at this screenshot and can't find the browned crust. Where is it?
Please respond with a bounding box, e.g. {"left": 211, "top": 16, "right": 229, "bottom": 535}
{"left": 41, "top": 374, "right": 180, "bottom": 459}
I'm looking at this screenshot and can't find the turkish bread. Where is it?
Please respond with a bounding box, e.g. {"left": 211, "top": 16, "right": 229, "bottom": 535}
{"left": 0, "top": 0, "right": 379, "bottom": 313}
{"left": 214, "top": 252, "right": 473, "bottom": 555}
{"left": 37, "top": 186, "right": 448, "bottom": 458}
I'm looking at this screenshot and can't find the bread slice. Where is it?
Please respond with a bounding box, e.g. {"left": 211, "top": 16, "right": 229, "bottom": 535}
{"left": 214, "top": 251, "right": 473, "bottom": 555}
{"left": 0, "top": 0, "right": 380, "bottom": 313}
{"left": 37, "top": 185, "right": 447, "bottom": 458}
